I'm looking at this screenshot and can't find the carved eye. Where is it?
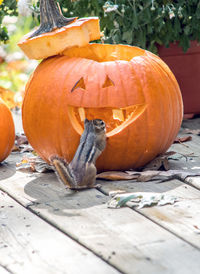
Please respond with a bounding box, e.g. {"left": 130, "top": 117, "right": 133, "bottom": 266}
{"left": 102, "top": 75, "right": 114, "bottom": 88}
{"left": 71, "top": 77, "right": 86, "bottom": 92}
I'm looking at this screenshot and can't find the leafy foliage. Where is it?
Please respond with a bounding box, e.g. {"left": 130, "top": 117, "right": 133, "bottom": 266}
{"left": 1, "top": 0, "right": 200, "bottom": 52}
{"left": 0, "top": 0, "right": 18, "bottom": 42}
{"left": 58, "top": 0, "right": 200, "bottom": 53}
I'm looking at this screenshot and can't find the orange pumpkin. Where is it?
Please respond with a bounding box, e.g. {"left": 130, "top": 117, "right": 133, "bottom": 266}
{"left": 0, "top": 98, "right": 15, "bottom": 162}
{"left": 22, "top": 43, "right": 183, "bottom": 171}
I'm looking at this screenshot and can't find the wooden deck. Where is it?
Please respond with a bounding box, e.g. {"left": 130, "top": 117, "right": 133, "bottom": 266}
{"left": 0, "top": 114, "right": 200, "bottom": 274}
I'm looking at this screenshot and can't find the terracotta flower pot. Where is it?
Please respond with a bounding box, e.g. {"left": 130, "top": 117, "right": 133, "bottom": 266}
{"left": 157, "top": 41, "right": 200, "bottom": 115}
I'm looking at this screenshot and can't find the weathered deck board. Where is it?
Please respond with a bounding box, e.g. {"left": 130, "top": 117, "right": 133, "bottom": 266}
{"left": 185, "top": 176, "right": 200, "bottom": 190}
{"left": 0, "top": 266, "right": 10, "bottom": 274}
{"left": 1, "top": 157, "right": 200, "bottom": 274}
{"left": 167, "top": 117, "right": 200, "bottom": 190}
{"left": 99, "top": 178, "right": 200, "bottom": 249}
{"left": 1, "top": 113, "right": 199, "bottom": 273}
{"left": 0, "top": 189, "right": 119, "bottom": 274}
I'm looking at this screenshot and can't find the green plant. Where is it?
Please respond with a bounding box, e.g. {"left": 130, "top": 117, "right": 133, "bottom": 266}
{"left": 0, "top": 0, "right": 18, "bottom": 42}
{"left": 57, "top": 0, "right": 200, "bottom": 53}
{"left": 0, "top": 16, "right": 38, "bottom": 94}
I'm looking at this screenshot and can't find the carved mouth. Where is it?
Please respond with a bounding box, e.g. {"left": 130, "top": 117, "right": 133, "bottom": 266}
{"left": 67, "top": 104, "right": 147, "bottom": 137}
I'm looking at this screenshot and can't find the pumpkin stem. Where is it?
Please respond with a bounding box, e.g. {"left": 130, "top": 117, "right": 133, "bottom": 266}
{"left": 30, "top": 0, "right": 77, "bottom": 38}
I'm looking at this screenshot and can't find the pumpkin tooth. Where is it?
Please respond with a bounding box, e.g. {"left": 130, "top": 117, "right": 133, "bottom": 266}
{"left": 78, "top": 107, "right": 86, "bottom": 122}
{"left": 112, "top": 109, "right": 124, "bottom": 121}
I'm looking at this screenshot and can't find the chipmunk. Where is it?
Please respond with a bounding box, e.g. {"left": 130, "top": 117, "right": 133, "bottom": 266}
{"left": 50, "top": 119, "right": 106, "bottom": 190}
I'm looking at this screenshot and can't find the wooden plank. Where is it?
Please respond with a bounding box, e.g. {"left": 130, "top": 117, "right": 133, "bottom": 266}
{"left": 98, "top": 178, "right": 200, "bottom": 249}
{"left": 185, "top": 176, "right": 200, "bottom": 190}
{"left": 24, "top": 189, "right": 200, "bottom": 274}
{"left": 0, "top": 190, "right": 118, "bottom": 274}
{"left": 1, "top": 160, "right": 200, "bottom": 274}
{"left": 164, "top": 122, "right": 200, "bottom": 190}
{"left": 182, "top": 117, "right": 200, "bottom": 130}
{"left": 169, "top": 132, "right": 200, "bottom": 170}
{"left": 0, "top": 265, "right": 11, "bottom": 274}
{"left": 164, "top": 122, "right": 200, "bottom": 189}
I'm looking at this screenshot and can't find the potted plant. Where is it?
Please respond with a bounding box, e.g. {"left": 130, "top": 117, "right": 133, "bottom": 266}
{"left": 56, "top": 0, "right": 200, "bottom": 115}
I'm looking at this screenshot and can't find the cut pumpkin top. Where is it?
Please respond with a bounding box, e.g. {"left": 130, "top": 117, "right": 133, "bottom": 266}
{"left": 18, "top": 17, "right": 101, "bottom": 60}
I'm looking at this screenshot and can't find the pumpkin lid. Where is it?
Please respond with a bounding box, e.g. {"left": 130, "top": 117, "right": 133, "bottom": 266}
{"left": 18, "top": 17, "right": 101, "bottom": 60}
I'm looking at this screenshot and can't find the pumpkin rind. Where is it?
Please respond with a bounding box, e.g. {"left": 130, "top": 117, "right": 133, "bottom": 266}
{"left": 0, "top": 98, "right": 15, "bottom": 162}
{"left": 22, "top": 44, "right": 183, "bottom": 171}
{"left": 18, "top": 17, "right": 101, "bottom": 60}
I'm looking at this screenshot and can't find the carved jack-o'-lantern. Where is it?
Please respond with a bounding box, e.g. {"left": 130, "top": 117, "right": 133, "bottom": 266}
{"left": 22, "top": 44, "right": 183, "bottom": 171}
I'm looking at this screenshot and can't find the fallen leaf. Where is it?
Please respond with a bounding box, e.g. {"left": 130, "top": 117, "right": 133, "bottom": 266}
{"left": 174, "top": 136, "right": 192, "bottom": 143}
{"left": 20, "top": 145, "right": 34, "bottom": 153}
{"left": 12, "top": 144, "right": 20, "bottom": 152}
{"left": 15, "top": 133, "right": 28, "bottom": 146}
{"left": 97, "top": 152, "right": 177, "bottom": 181}
{"left": 13, "top": 133, "right": 33, "bottom": 153}
{"left": 107, "top": 192, "right": 179, "bottom": 209}
{"left": 96, "top": 171, "right": 139, "bottom": 181}
{"left": 115, "top": 169, "right": 200, "bottom": 183}
{"left": 142, "top": 151, "right": 176, "bottom": 171}
{"left": 136, "top": 170, "right": 161, "bottom": 182}
{"left": 17, "top": 156, "right": 53, "bottom": 173}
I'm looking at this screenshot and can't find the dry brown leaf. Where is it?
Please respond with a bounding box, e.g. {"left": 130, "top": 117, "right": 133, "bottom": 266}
{"left": 13, "top": 133, "right": 32, "bottom": 153}
{"left": 164, "top": 151, "right": 177, "bottom": 157}
{"left": 142, "top": 158, "right": 163, "bottom": 171}
{"left": 136, "top": 171, "right": 161, "bottom": 182}
{"left": 97, "top": 152, "right": 178, "bottom": 182}
{"left": 96, "top": 171, "right": 139, "bottom": 181}
{"left": 174, "top": 136, "right": 192, "bottom": 143}
{"left": 128, "top": 169, "right": 200, "bottom": 182}
{"left": 142, "top": 151, "right": 176, "bottom": 171}
{"left": 15, "top": 133, "right": 28, "bottom": 146}
{"left": 12, "top": 144, "right": 20, "bottom": 152}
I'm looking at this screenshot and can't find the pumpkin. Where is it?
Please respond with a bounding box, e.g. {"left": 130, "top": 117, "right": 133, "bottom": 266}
{"left": 22, "top": 43, "right": 183, "bottom": 171}
{"left": 0, "top": 98, "right": 15, "bottom": 162}
{"left": 18, "top": 0, "right": 100, "bottom": 60}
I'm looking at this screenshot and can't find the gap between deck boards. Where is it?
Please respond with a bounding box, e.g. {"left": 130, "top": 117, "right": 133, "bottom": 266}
{"left": 0, "top": 187, "right": 123, "bottom": 274}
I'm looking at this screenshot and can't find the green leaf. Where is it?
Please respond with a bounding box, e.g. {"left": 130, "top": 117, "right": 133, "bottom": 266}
{"left": 122, "top": 30, "right": 133, "bottom": 44}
